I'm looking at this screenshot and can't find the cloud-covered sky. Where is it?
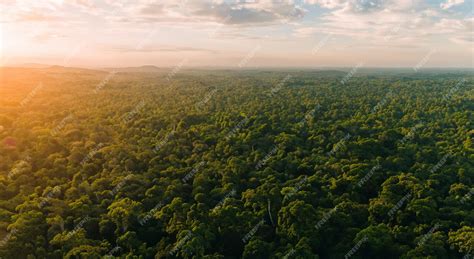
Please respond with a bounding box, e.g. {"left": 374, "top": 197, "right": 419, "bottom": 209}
{"left": 1, "top": 0, "right": 473, "bottom": 68}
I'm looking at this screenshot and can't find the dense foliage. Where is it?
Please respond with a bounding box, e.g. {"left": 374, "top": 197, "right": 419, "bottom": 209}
{"left": 0, "top": 67, "right": 473, "bottom": 258}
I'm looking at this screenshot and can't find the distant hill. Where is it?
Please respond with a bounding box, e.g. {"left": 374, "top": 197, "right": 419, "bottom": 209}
{"left": 9, "top": 63, "right": 53, "bottom": 68}
{"left": 103, "top": 65, "right": 165, "bottom": 73}
{"left": 45, "top": 66, "right": 107, "bottom": 74}
{"left": 0, "top": 65, "right": 106, "bottom": 75}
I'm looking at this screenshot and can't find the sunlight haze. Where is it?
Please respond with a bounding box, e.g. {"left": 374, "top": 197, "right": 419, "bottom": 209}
{"left": 1, "top": 0, "right": 473, "bottom": 68}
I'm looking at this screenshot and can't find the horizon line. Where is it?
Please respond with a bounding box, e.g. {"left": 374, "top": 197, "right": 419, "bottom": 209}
{"left": 2, "top": 64, "right": 474, "bottom": 71}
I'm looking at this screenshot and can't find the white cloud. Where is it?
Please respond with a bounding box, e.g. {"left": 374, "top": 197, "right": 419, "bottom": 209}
{"left": 305, "top": 0, "right": 419, "bottom": 13}
{"left": 2, "top": 0, "right": 472, "bottom": 67}
{"left": 440, "top": 0, "right": 464, "bottom": 9}
{"left": 297, "top": 0, "right": 471, "bottom": 49}
{"left": 304, "top": 0, "right": 346, "bottom": 9}
{"left": 105, "top": 0, "right": 307, "bottom": 26}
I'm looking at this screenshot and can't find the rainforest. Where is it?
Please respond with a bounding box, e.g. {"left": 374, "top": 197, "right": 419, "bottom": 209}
{"left": 0, "top": 67, "right": 472, "bottom": 258}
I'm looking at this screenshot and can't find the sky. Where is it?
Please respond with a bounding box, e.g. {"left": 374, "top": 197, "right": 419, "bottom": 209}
{"left": 0, "top": 0, "right": 473, "bottom": 68}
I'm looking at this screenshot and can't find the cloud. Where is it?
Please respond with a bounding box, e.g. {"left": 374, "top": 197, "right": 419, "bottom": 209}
{"left": 64, "top": 0, "right": 95, "bottom": 8}
{"left": 296, "top": 0, "right": 472, "bottom": 50}
{"left": 138, "top": 3, "right": 166, "bottom": 15}
{"left": 2, "top": 0, "right": 472, "bottom": 67}
{"left": 16, "top": 10, "right": 62, "bottom": 22}
{"left": 304, "top": 0, "right": 345, "bottom": 9}
{"left": 293, "top": 27, "right": 320, "bottom": 37}
{"left": 193, "top": 4, "right": 279, "bottom": 24}
{"left": 440, "top": 0, "right": 464, "bottom": 9}
{"left": 117, "top": 0, "right": 306, "bottom": 26}
{"left": 32, "top": 32, "right": 66, "bottom": 42}
{"left": 305, "top": 0, "right": 418, "bottom": 13}
{"left": 451, "top": 35, "right": 473, "bottom": 44}
{"left": 110, "top": 45, "right": 217, "bottom": 53}
{"left": 213, "top": 31, "right": 273, "bottom": 40}
{"left": 1, "top": 0, "right": 95, "bottom": 22}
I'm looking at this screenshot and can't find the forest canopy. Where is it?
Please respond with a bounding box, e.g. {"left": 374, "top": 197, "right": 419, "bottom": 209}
{"left": 0, "top": 67, "right": 472, "bottom": 258}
